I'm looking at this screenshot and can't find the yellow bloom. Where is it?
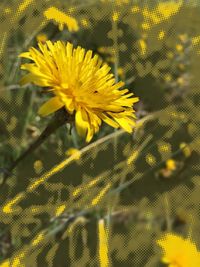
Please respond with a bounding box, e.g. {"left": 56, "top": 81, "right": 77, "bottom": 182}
{"left": 157, "top": 233, "right": 200, "bottom": 267}
{"left": 33, "top": 160, "right": 43, "bottom": 174}
{"left": 112, "top": 12, "right": 119, "bottom": 22}
{"left": 65, "top": 148, "right": 81, "bottom": 160}
{"left": 44, "top": 7, "right": 79, "bottom": 32}
{"left": 19, "top": 41, "right": 138, "bottom": 142}
{"left": 166, "top": 159, "right": 176, "bottom": 171}
{"left": 156, "top": 1, "right": 182, "bottom": 20}
{"left": 179, "top": 143, "right": 191, "bottom": 158}
{"left": 4, "top": 7, "right": 11, "bottom": 14}
{"left": 36, "top": 33, "right": 48, "bottom": 44}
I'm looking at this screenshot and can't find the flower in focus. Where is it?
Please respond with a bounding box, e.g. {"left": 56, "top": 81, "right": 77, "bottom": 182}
{"left": 19, "top": 41, "right": 138, "bottom": 142}
{"left": 44, "top": 7, "right": 79, "bottom": 32}
{"left": 157, "top": 233, "right": 200, "bottom": 267}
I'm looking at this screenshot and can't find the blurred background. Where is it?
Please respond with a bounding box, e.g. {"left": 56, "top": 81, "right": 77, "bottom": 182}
{"left": 0, "top": 0, "right": 200, "bottom": 266}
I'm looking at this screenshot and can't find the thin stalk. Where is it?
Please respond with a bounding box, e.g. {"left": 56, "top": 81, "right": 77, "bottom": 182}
{"left": 2, "top": 108, "right": 73, "bottom": 185}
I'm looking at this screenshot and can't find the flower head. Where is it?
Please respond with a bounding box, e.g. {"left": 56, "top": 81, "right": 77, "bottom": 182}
{"left": 157, "top": 233, "right": 200, "bottom": 267}
{"left": 19, "top": 41, "right": 138, "bottom": 142}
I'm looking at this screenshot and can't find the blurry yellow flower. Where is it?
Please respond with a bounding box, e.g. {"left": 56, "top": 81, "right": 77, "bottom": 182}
{"left": 180, "top": 143, "right": 191, "bottom": 158}
{"left": 117, "top": 67, "right": 125, "bottom": 79}
{"left": 146, "top": 153, "right": 156, "bottom": 166}
{"left": 81, "top": 18, "right": 90, "bottom": 28}
{"left": 44, "top": 7, "right": 79, "bottom": 32}
{"left": 158, "top": 30, "right": 165, "bottom": 40}
{"left": 18, "top": 0, "right": 33, "bottom": 14}
{"left": 34, "top": 160, "right": 43, "bottom": 174}
{"left": 0, "top": 252, "right": 26, "bottom": 266}
{"left": 176, "top": 44, "right": 183, "bottom": 52}
{"left": 32, "top": 232, "right": 45, "bottom": 246}
{"left": 131, "top": 6, "right": 140, "bottom": 13}
{"left": 4, "top": 7, "right": 11, "bottom": 14}
{"left": 192, "top": 35, "right": 200, "bottom": 46}
{"left": 141, "top": 23, "right": 150, "bottom": 30}
{"left": 177, "top": 77, "right": 185, "bottom": 86}
{"left": 157, "top": 233, "right": 200, "bottom": 267}
{"left": 91, "top": 183, "right": 111, "bottom": 206}
{"left": 166, "top": 159, "right": 176, "bottom": 171}
{"left": 19, "top": 41, "right": 138, "bottom": 142}
{"left": 127, "top": 150, "right": 138, "bottom": 165}
{"left": 65, "top": 148, "right": 81, "bottom": 160}
{"left": 178, "top": 34, "right": 188, "bottom": 43}
{"left": 141, "top": 1, "right": 182, "bottom": 26}
{"left": 156, "top": 1, "right": 182, "bottom": 20}
{"left": 36, "top": 33, "right": 48, "bottom": 44}
{"left": 116, "top": 0, "right": 129, "bottom": 5}
{"left": 55, "top": 204, "right": 66, "bottom": 217}
{"left": 112, "top": 12, "right": 119, "bottom": 22}
{"left": 164, "top": 74, "right": 172, "bottom": 82}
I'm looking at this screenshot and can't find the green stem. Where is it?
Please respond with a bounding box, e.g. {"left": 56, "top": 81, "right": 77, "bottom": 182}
{"left": 2, "top": 108, "right": 73, "bottom": 185}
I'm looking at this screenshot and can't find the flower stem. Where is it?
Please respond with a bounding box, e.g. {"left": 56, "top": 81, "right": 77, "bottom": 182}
{"left": 1, "top": 108, "right": 73, "bottom": 186}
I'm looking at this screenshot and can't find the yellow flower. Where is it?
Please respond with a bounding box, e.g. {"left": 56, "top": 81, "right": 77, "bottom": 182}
{"left": 176, "top": 44, "right": 183, "bottom": 52}
{"left": 65, "top": 148, "right": 81, "bottom": 160}
{"left": 4, "top": 7, "right": 11, "bottom": 14}
{"left": 166, "top": 159, "right": 176, "bottom": 171}
{"left": 33, "top": 160, "right": 43, "bottom": 174}
{"left": 36, "top": 33, "right": 48, "bottom": 44}
{"left": 156, "top": 1, "right": 182, "bottom": 20}
{"left": 179, "top": 143, "right": 191, "bottom": 158}
{"left": 19, "top": 41, "right": 138, "bottom": 142}
{"left": 112, "top": 12, "right": 119, "bottom": 22}
{"left": 157, "top": 233, "right": 200, "bottom": 267}
{"left": 44, "top": 7, "right": 79, "bottom": 32}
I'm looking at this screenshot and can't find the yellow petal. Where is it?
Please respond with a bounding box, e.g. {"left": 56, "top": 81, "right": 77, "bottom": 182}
{"left": 19, "top": 73, "right": 50, "bottom": 87}
{"left": 19, "top": 52, "right": 32, "bottom": 59}
{"left": 64, "top": 98, "right": 74, "bottom": 114}
{"left": 101, "top": 113, "right": 119, "bottom": 128}
{"left": 86, "top": 126, "right": 94, "bottom": 143}
{"left": 75, "top": 108, "right": 89, "bottom": 139}
{"left": 0, "top": 259, "right": 10, "bottom": 267}
{"left": 114, "top": 117, "right": 133, "bottom": 133}
{"left": 38, "top": 97, "right": 64, "bottom": 117}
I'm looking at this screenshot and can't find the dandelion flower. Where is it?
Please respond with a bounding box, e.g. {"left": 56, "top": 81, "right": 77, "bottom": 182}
{"left": 157, "top": 233, "right": 200, "bottom": 267}
{"left": 19, "top": 41, "right": 138, "bottom": 142}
